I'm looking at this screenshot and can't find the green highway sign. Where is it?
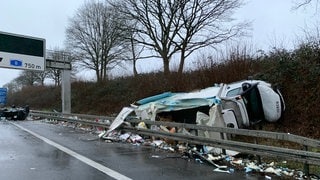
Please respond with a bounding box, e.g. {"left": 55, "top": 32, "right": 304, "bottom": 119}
{"left": 0, "top": 31, "right": 45, "bottom": 71}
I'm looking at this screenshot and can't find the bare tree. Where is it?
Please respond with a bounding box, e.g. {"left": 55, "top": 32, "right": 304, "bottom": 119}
{"left": 294, "top": 0, "right": 313, "bottom": 8}
{"left": 47, "top": 68, "right": 61, "bottom": 86}
{"left": 126, "top": 27, "right": 145, "bottom": 76}
{"left": 293, "top": 0, "right": 319, "bottom": 9}
{"left": 110, "top": 0, "right": 247, "bottom": 75}
{"left": 129, "top": 34, "right": 143, "bottom": 76}
{"left": 46, "top": 48, "right": 75, "bottom": 86}
{"left": 66, "top": 1, "right": 130, "bottom": 82}
{"left": 4, "top": 81, "right": 22, "bottom": 93}
{"left": 15, "top": 70, "right": 47, "bottom": 86}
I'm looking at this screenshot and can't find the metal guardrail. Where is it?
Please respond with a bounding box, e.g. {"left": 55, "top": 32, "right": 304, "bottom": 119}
{"left": 31, "top": 110, "right": 115, "bottom": 121}
{"left": 29, "top": 110, "right": 320, "bottom": 173}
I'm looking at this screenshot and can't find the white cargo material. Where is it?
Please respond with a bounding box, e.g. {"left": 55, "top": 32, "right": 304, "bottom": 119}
{"left": 196, "top": 105, "right": 226, "bottom": 140}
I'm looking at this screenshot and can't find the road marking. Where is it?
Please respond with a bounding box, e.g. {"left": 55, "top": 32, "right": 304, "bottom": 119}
{"left": 12, "top": 122, "right": 132, "bottom": 180}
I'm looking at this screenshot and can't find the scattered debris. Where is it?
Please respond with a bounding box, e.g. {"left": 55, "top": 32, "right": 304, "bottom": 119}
{"left": 190, "top": 149, "right": 227, "bottom": 169}
{"left": 42, "top": 118, "right": 319, "bottom": 179}
{"left": 213, "top": 167, "right": 230, "bottom": 173}
{"left": 98, "top": 130, "right": 316, "bottom": 179}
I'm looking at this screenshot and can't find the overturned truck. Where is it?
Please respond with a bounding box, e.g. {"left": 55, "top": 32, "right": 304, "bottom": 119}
{"left": 0, "top": 106, "right": 30, "bottom": 120}
{"left": 109, "top": 79, "right": 285, "bottom": 135}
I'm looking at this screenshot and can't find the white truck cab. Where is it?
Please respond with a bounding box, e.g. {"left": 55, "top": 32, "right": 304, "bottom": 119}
{"left": 219, "top": 80, "right": 285, "bottom": 128}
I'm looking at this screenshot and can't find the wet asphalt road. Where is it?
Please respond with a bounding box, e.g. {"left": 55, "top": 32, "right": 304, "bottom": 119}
{"left": 0, "top": 120, "right": 272, "bottom": 180}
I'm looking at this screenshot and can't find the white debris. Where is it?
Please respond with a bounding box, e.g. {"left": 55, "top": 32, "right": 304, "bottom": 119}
{"left": 264, "top": 167, "right": 281, "bottom": 176}
{"left": 246, "top": 162, "right": 262, "bottom": 172}
{"left": 281, "top": 170, "right": 294, "bottom": 176}
{"left": 177, "top": 144, "right": 187, "bottom": 152}
{"left": 119, "top": 133, "right": 131, "bottom": 141}
{"left": 265, "top": 175, "right": 272, "bottom": 180}
{"left": 129, "top": 134, "right": 143, "bottom": 143}
{"left": 160, "top": 125, "right": 170, "bottom": 132}
{"left": 231, "top": 159, "right": 243, "bottom": 166}
{"left": 213, "top": 168, "right": 230, "bottom": 173}
{"left": 98, "top": 131, "right": 107, "bottom": 138}
{"left": 151, "top": 155, "right": 161, "bottom": 158}
{"left": 207, "top": 154, "right": 225, "bottom": 161}
{"left": 267, "top": 162, "right": 274, "bottom": 167}
{"left": 168, "top": 147, "right": 175, "bottom": 152}
{"left": 152, "top": 140, "right": 164, "bottom": 146}
{"left": 246, "top": 162, "right": 261, "bottom": 170}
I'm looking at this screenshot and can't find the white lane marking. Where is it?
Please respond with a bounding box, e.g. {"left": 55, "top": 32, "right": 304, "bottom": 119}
{"left": 12, "top": 122, "right": 132, "bottom": 180}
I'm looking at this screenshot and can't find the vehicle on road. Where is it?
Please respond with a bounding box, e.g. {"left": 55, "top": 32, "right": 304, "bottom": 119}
{"left": 0, "top": 105, "right": 29, "bottom": 120}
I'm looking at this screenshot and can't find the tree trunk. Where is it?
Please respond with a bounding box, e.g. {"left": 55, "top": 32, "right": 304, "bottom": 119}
{"left": 133, "top": 59, "right": 138, "bottom": 76}
{"left": 163, "top": 57, "right": 170, "bottom": 76}
{"left": 178, "top": 53, "right": 185, "bottom": 75}
{"left": 96, "top": 68, "right": 101, "bottom": 83}
{"left": 131, "top": 38, "right": 138, "bottom": 76}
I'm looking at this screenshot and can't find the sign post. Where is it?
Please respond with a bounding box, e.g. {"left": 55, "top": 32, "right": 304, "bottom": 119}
{"left": 0, "top": 31, "right": 45, "bottom": 71}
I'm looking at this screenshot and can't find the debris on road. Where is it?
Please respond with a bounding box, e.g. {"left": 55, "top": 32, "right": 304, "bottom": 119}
{"left": 39, "top": 117, "right": 319, "bottom": 179}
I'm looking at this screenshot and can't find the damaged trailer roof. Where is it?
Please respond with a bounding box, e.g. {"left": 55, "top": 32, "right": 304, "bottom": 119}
{"left": 108, "top": 86, "right": 223, "bottom": 133}
{"left": 134, "top": 86, "right": 222, "bottom": 114}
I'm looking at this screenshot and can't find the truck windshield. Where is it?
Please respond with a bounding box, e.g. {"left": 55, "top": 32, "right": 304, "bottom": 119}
{"left": 226, "top": 87, "right": 242, "bottom": 97}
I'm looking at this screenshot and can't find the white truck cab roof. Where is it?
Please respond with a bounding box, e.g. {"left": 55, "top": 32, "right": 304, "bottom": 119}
{"left": 222, "top": 80, "right": 270, "bottom": 97}
{"left": 221, "top": 80, "right": 285, "bottom": 123}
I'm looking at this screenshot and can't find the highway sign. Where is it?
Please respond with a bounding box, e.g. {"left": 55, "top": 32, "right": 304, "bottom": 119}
{"left": 0, "top": 31, "right": 45, "bottom": 71}
{"left": 0, "top": 88, "right": 7, "bottom": 106}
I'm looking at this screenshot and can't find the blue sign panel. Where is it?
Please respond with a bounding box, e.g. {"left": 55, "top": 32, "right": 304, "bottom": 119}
{"left": 0, "top": 88, "right": 7, "bottom": 105}
{"left": 10, "top": 59, "right": 23, "bottom": 67}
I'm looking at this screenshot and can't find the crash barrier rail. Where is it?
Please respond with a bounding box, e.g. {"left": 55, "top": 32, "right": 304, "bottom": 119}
{"left": 30, "top": 110, "right": 115, "bottom": 121}
{"left": 30, "top": 110, "right": 114, "bottom": 128}
{"left": 29, "top": 110, "right": 320, "bottom": 174}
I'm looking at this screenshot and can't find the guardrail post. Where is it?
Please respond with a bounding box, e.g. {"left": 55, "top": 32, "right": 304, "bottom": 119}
{"left": 254, "top": 137, "right": 261, "bottom": 164}
{"left": 303, "top": 145, "right": 310, "bottom": 176}
{"left": 220, "top": 132, "right": 226, "bottom": 155}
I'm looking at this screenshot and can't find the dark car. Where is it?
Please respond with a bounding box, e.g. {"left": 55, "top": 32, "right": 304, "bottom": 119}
{"left": 0, "top": 105, "right": 29, "bottom": 120}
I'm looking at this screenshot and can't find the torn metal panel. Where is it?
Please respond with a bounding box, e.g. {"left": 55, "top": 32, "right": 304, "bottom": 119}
{"left": 134, "top": 86, "right": 222, "bottom": 121}
{"left": 107, "top": 107, "right": 134, "bottom": 134}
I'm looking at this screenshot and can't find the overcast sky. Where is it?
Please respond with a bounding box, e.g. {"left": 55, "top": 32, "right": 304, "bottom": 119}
{"left": 0, "top": 0, "right": 318, "bottom": 87}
